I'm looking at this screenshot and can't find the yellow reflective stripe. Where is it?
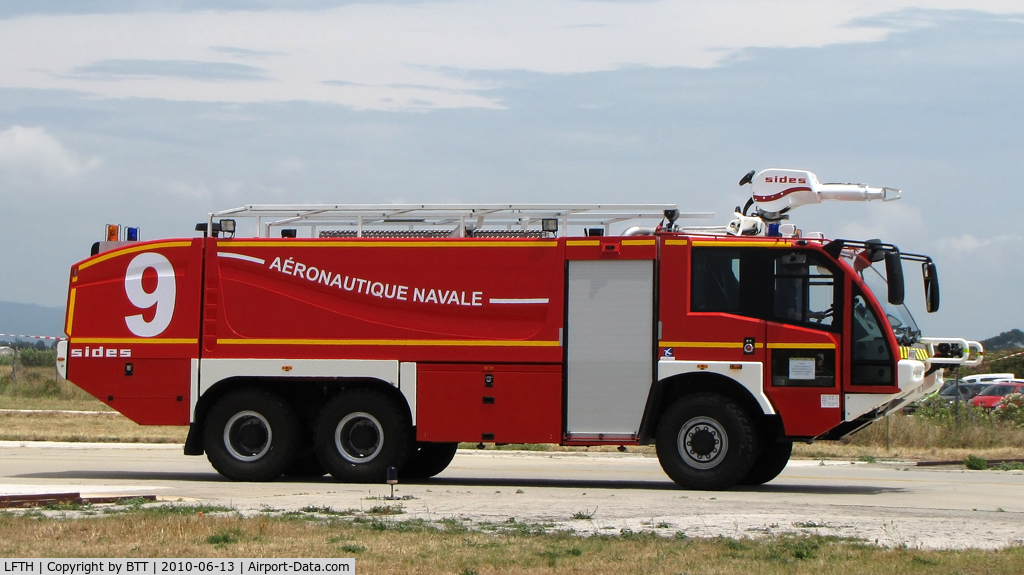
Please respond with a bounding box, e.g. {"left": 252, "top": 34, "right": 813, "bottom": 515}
{"left": 78, "top": 241, "right": 193, "bottom": 270}
{"left": 621, "top": 239, "right": 655, "bottom": 246}
{"left": 691, "top": 240, "right": 791, "bottom": 247}
{"left": 65, "top": 289, "right": 76, "bottom": 336}
{"left": 664, "top": 239, "right": 688, "bottom": 245}
{"left": 659, "top": 341, "right": 763, "bottom": 349}
{"left": 900, "top": 347, "right": 929, "bottom": 360}
{"left": 660, "top": 341, "right": 835, "bottom": 350}
{"left": 71, "top": 338, "right": 198, "bottom": 345}
{"left": 565, "top": 240, "right": 599, "bottom": 246}
{"left": 222, "top": 240, "right": 558, "bottom": 248}
{"left": 767, "top": 342, "right": 836, "bottom": 349}
{"left": 217, "top": 338, "right": 560, "bottom": 347}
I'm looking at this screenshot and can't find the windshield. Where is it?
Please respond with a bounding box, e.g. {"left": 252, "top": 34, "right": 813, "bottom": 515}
{"left": 978, "top": 384, "right": 1021, "bottom": 397}
{"left": 859, "top": 263, "right": 921, "bottom": 345}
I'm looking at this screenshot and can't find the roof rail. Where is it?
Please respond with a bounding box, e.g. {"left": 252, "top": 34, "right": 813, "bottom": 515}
{"left": 208, "top": 204, "right": 714, "bottom": 238}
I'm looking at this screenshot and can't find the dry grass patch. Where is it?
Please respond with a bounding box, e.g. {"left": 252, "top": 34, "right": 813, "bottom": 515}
{"left": 0, "top": 396, "right": 111, "bottom": 411}
{"left": 0, "top": 366, "right": 92, "bottom": 401}
{"left": 0, "top": 410, "right": 186, "bottom": 443}
{"left": 0, "top": 509, "right": 1022, "bottom": 574}
{"left": 796, "top": 411, "right": 1024, "bottom": 461}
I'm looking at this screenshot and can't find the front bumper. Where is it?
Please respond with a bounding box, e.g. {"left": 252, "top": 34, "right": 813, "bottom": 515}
{"left": 842, "top": 337, "right": 983, "bottom": 423}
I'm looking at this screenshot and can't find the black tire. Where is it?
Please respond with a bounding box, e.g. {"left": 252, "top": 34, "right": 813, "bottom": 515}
{"left": 401, "top": 442, "right": 459, "bottom": 479}
{"left": 283, "top": 452, "right": 327, "bottom": 478}
{"left": 655, "top": 394, "right": 757, "bottom": 490}
{"left": 314, "top": 389, "right": 412, "bottom": 483}
{"left": 203, "top": 389, "right": 300, "bottom": 482}
{"left": 741, "top": 439, "right": 793, "bottom": 485}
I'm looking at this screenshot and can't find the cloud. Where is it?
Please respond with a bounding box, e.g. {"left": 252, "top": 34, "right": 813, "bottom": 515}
{"left": 277, "top": 157, "right": 305, "bottom": 173}
{"left": 210, "top": 46, "right": 288, "bottom": 60}
{"left": 935, "top": 233, "right": 1024, "bottom": 255}
{"left": 1, "top": 1, "right": 1022, "bottom": 110}
{"left": 68, "top": 59, "right": 268, "bottom": 82}
{"left": 0, "top": 125, "right": 101, "bottom": 181}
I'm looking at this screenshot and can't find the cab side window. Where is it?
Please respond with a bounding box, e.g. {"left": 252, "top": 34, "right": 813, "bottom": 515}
{"left": 691, "top": 249, "right": 741, "bottom": 313}
{"left": 773, "top": 252, "right": 837, "bottom": 330}
{"left": 850, "top": 290, "right": 894, "bottom": 386}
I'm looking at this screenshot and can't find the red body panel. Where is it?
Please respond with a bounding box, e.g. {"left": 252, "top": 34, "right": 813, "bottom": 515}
{"left": 204, "top": 238, "right": 566, "bottom": 363}
{"left": 416, "top": 364, "right": 562, "bottom": 443}
{"left": 65, "top": 239, "right": 203, "bottom": 425}
{"left": 764, "top": 322, "right": 842, "bottom": 437}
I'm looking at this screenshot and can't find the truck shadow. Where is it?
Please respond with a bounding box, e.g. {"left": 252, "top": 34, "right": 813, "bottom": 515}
{"left": 13, "top": 472, "right": 903, "bottom": 496}
{"left": 419, "top": 477, "right": 902, "bottom": 496}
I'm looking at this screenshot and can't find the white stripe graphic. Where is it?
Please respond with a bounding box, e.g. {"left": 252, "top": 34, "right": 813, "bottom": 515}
{"left": 218, "top": 252, "right": 266, "bottom": 265}
{"left": 489, "top": 298, "right": 549, "bottom": 304}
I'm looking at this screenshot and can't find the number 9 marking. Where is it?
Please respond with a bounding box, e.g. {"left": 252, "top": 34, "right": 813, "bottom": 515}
{"left": 125, "top": 252, "right": 177, "bottom": 337}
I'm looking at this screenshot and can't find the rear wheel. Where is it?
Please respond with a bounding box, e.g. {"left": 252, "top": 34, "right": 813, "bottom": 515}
{"left": 741, "top": 439, "right": 793, "bottom": 485}
{"left": 314, "top": 389, "right": 412, "bottom": 483}
{"left": 401, "top": 442, "right": 459, "bottom": 479}
{"left": 655, "top": 394, "right": 757, "bottom": 490}
{"left": 204, "top": 389, "right": 299, "bottom": 482}
{"left": 283, "top": 452, "right": 327, "bottom": 478}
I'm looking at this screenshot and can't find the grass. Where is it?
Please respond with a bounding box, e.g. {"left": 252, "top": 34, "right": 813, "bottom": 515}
{"left": 0, "top": 509, "right": 1022, "bottom": 572}
{"left": 794, "top": 411, "right": 1024, "bottom": 461}
{"left": 0, "top": 366, "right": 94, "bottom": 401}
{"left": 0, "top": 409, "right": 187, "bottom": 443}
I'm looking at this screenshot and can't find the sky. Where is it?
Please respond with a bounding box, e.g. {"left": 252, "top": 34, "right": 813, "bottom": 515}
{"left": 0, "top": 0, "right": 1021, "bottom": 341}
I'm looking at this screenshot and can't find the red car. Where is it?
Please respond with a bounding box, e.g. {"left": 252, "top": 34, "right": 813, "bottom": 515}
{"left": 969, "top": 381, "right": 1024, "bottom": 408}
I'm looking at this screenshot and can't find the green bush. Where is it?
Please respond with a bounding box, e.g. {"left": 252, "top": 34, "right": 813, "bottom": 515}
{"left": 993, "top": 393, "right": 1024, "bottom": 426}
{"left": 964, "top": 455, "right": 988, "bottom": 470}
{"left": 914, "top": 395, "right": 992, "bottom": 425}
{"left": 16, "top": 348, "right": 57, "bottom": 367}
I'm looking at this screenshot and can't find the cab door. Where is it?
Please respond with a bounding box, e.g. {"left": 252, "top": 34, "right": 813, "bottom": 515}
{"left": 763, "top": 251, "right": 843, "bottom": 437}
{"left": 661, "top": 241, "right": 767, "bottom": 365}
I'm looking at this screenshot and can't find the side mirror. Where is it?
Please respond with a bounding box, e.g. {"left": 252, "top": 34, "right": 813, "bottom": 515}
{"left": 884, "top": 251, "right": 905, "bottom": 305}
{"left": 864, "top": 239, "right": 886, "bottom": 262}
{"left": 923, "top": 261, "right": 940, "bottom": 313}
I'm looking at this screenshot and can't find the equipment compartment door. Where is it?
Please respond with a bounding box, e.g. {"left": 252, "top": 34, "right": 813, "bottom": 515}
{"left": 565, "top": 259, "right": 654, "bottom": 438}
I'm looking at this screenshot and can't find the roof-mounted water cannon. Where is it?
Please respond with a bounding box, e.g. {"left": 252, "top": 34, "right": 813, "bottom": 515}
{"left": 729, "top": 169, "right": 901, "bottom": 236}
{"left": 749, "top": 168, "right": 901, "bottom": 214}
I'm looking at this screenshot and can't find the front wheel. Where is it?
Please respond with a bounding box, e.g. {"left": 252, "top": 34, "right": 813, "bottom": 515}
{"left": 741, "top": 439, "right": 793, "bottom": 485}
{"left": 314, "top": 390, "right": 412, "bottom": 483}
{"left": 655, "top": 394, "right": 757, "bottom": 490}
{"left": 203, "top": 389, "right": 300, "bottom": 482}
{"left": 401, "top": 442, "right": 459, "bottom": 479}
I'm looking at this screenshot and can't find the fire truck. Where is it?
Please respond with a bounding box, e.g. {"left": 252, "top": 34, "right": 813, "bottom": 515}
{"left": 57, "top": 169, "right": 982, "bottom": 490}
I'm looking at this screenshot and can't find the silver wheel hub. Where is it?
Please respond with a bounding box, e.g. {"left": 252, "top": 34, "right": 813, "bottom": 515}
{"left": 224, "top": 410, "right": 272, "bottom": 462}
{"left": 678, "top": 416, "right": 729, "bottom": 470}
{"left": 335, "top": 412, "right": 384, "bottom": 464}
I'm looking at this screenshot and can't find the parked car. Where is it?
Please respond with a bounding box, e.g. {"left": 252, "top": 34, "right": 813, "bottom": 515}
{"left": 969, "top": 380, "right": 1024, "bottom": 408}
{"left": 960, "top": 373, "right": 1015, "bottom": 384}
{"left": 938, "top": 382, "right": 992, "bottom": 402}
{"left": 903, "top": 380, "right": 988, "bottom": 413}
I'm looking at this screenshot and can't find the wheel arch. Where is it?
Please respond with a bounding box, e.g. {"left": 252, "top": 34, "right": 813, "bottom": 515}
{"left": 184, "top": 376, "right": 412, "bottom": 456}
{"left": 639, "top": 371, "right": 781, "bottom": 445}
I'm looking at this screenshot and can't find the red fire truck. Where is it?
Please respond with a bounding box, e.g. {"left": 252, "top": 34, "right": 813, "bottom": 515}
{"left": 57, "top": 169, "right": 982, "bottom": 489}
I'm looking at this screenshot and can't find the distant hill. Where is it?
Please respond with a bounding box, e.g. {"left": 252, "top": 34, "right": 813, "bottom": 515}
{"left": 0, "top": 301, "right": 66, "bottom": 339}
{"left": 980, "top": 329, "right": 1024, "bottom": 352}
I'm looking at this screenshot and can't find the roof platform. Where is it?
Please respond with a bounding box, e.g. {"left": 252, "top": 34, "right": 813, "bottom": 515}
{"left": 209, "top": 204, "right": 715, "bottom": 238}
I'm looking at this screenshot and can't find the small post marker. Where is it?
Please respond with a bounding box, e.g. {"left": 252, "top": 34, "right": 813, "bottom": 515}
{"left": 386, "top": 466, "right": 398, "bottom": 500}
